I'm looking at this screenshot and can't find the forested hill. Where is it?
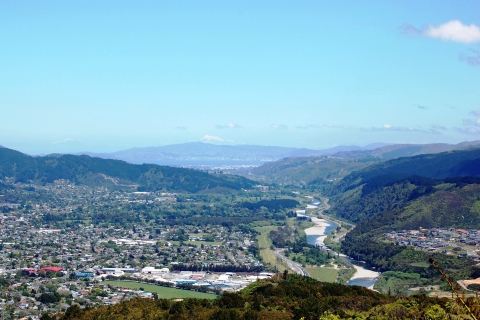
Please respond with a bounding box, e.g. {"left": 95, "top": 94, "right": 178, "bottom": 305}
{"left": 323, "top": 148, "right": 480, "bottom": 287}
{"left": 329, "top": 148, "right": 480, "bottom": 197}
{"left": 248, "top": 141, "right": 480, "bottom": 187}
{"left": 339, "top": 180, "right": 480, "bottom": 288}
{"left": 326, "top": 148, "right": 480, "bottom": 224}
{"left": 250, "top": 156, "right": 375, "bottom": 186}
{"left": 0, "top": 147, "right": 255, "bottom": 193}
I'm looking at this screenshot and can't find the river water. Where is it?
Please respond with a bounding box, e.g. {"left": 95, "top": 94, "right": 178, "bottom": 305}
{"left": 304, "top": 197, "right": 380, "bottom": 289}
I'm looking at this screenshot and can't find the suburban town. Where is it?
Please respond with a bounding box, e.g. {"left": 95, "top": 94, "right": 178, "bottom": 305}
{"left": 0, "top": 180, "right": 272, "bottom": 319}
{"left": 384, "top": 228, "right": 480, "bottom": 259}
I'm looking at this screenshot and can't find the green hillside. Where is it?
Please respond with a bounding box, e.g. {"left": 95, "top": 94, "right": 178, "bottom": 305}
{"left": 314, "top": 149, "right": 480, "bottom": 291}
{"left": 0, "top": 147, "right": 255, "bottom": 193}
{"left": 330, "top": 148, "right": 480, "bottom": 196}
{"left": 361, "top": 140, "right": 480, "bottom": 160}
{"left": 250, "top": 156, "right": 375, "bottom": 186}
{"left": 249, "top": 141, "right": 480, "bottom": 187}
{"left": 337, "top": 181, "right": 480, "bottom": 291}
{"left": 342, "top": 182, "right": 480, "bottom": 236}
{"left": 326, "top": 149, "right": 480, "bottom": 222}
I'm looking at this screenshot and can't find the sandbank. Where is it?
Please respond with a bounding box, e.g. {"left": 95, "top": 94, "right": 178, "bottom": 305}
{"left": 304, "top": 217, "right": 333, "bottom": 246}
{"left": 349, "top": 265, "right": 380, "bottom": 289}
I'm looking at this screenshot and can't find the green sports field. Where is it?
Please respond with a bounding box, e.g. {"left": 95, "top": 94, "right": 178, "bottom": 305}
{"left": 102, "top": 280, "right": 219, "bottom": 299}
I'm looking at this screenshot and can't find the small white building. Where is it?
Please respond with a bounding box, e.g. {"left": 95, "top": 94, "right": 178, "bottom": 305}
{"left": 217, "top": 274, "right": 231, "bottom": 282}
{"left": 141, "top": 267, "right": 168, "bottom": 274}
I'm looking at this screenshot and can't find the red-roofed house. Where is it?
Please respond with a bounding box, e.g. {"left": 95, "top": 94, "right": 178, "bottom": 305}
{"left": 39, "top": 266, "right": 63, "bottom": 273}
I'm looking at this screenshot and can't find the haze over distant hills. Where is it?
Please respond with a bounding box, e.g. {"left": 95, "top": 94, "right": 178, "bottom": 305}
{"left": 249, "top": 140, "right": 480, "bottom": 184}
{"left": 364, "top": 140, "right": 480, "bottom": 160}
{"left": 69, "top": 140, "right": 480, "bottom": 169}
{"left": 0, "top": 147, "right": 255, "bottom": 193}
{"left": 75, "top": 142, "right": 389, "bottom": 166}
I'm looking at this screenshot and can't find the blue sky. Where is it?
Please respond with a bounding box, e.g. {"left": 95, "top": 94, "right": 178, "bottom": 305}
{"left": 1, "top": 1, "right": 479, "bottom": 154}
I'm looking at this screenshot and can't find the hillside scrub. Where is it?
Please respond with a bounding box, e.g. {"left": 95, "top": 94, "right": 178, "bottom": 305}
{"left": 46, "top": 274, "right": 480, "bottom": 320}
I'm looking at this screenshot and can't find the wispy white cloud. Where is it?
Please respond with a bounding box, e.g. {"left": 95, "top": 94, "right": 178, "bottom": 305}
{"left": 459, "top": 48, "right": 480, "bottom": 66}
{"left": 462, "top": 110, "right": 480, "bottom": 127}
{"left": 400, "top": 20, "right": 480, "bottom": 43}
{"left": 402, "top": 20, "right": 480, "bottom": 43}
{"left": 431, "top": 124, "right": 447, "bottom": 131}
{"left": 462, "top": 119, "right": 480, "bottom": 127}
{"left": 200, "top": 134, "right": 224, "bottom": 142}
{"left": 400, "top": 24, "right": 422, "bottom": 36}
{"left": 175, "top": 126, "right": 187, "bottom": 130}
{"left": 52, "top": 138, "right": 74, "bottom": 144}
{"left": 425, "top": 20, "right": 480, "bottom": 43}
{"left": 457, "top": 110, "right": 480, "bottom": 135}
{"left": 324, "top": 124, "right": 361, "bottom": 130}
{"left": 296, "top": 124, "right": 323, "bottom": 129}
{"left": 402, "top": 21, "right": 480, "bottom": 67}
{"left": 215, "top": 123, "right": 243, "bottom": 129}
{"left": 324, "top": 123, "right": 441, "bottom": 134}
{"left": 455, "top": 127, "right": 480, "bottom": 135}
{"left": 272, "top": 124, "right": 288, "bottom": 130}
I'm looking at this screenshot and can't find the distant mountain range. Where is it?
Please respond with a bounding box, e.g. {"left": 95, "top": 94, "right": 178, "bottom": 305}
{"left": 75, "top": 142, "right": 389, "bottom": 166}
{"left": 71, "top": 140, "right": 480, "bottom": 167}
{"left": 364, "top": 140, "right": 480, "bottom": 160}
{"left": 248, "top": 140, "right": 480, "bottom": 184}
{"left": 4, "top": 140, "right": 480, "bottom": 168}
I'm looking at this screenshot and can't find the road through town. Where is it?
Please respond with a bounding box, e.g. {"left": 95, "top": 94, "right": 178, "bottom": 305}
{"left": 274, "top": 248, "right": 309, "bottom": 277}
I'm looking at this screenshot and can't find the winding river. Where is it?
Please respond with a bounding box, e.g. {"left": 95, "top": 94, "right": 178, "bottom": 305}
{"left": 302, "top": 197, "right": 380, "bottom": 289}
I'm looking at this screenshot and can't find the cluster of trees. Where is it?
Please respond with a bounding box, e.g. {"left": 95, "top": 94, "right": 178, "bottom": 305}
{"left": 240, "top": 199, "right": 299, "bottom": 211}
{"left": 292, "top": 247, "right": 331, "bottom": 266}
{"left": 269, "top": 225, "right": 294, "bottom": 248}
{"left": 37, "top": 291, "right": 62, "bottom": 304}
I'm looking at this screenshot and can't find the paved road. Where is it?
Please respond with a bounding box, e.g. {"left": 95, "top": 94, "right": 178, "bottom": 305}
{"left": 274, "top": 248, "right": 310, "bottom": 277}
{"left": 277, "top": 249, "right": 310, "bottom": 277}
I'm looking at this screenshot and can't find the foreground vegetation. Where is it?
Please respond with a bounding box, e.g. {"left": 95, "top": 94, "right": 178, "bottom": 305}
{"left": 45, "top": 273, "right": 480, "bottom": 320}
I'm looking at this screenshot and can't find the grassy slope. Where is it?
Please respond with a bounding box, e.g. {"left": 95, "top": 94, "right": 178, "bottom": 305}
{"left": 305, "top": 267, "right": 338, "bottom": 283}
{"left": 254, "top": 225, "right": 288, "bottom": 272}
{"left": 251, "top": 156, "right": 372, "bottom": 185}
